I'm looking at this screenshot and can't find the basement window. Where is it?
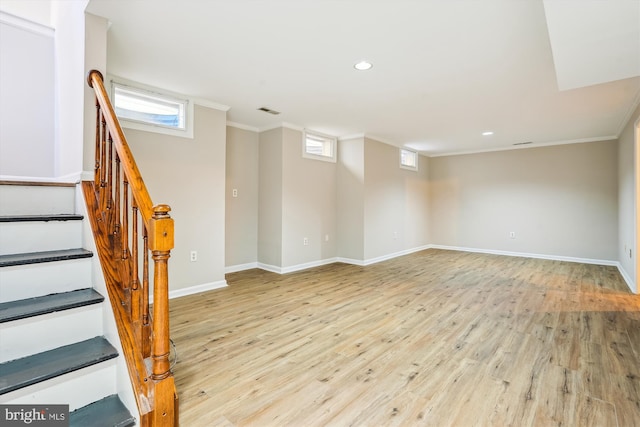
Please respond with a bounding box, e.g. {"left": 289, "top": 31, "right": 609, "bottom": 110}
{"left": 303, "top": 130, "right": 337, "bottom": 163}
{"left": 400, "top": 149, "right": 418, "bottom": 171}
{"left": 111, "top": 79, "right": 193, "bottom": 138}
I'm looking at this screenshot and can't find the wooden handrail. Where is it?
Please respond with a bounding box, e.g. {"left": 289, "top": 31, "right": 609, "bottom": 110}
{"left": 84, "top": 70, "right": 178, "bottom": 426}
{"left": 87, "top": 70, "right": 155, "bottom": 225}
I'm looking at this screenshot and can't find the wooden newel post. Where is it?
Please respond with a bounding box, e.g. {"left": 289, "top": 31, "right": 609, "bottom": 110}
{"left": 149, "top": 204, "right": 174, "bottom": 380}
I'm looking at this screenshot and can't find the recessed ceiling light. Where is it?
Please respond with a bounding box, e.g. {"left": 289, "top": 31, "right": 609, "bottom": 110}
{"left": 482, "top": 131, "right": 494, "bottom": 136}
{"left": 354, "top": 61, "right": 373, "bottom": 71}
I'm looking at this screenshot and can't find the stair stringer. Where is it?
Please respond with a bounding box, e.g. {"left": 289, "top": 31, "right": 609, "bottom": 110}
{"left": 76, "top": 183, "right": 141, "bottom": 423}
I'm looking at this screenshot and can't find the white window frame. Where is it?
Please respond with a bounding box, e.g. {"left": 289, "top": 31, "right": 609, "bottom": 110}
{"left": 302, "top": 130, "right": 337, "bottom": 163}
{"left": 400, "top": 148, "right": 418, "bottom": 171}
{"left": 109, "top": 76, "right": 194, "bottom": 139}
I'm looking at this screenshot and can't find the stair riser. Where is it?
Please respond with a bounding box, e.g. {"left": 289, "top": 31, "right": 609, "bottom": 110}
{"left": 0, "top": 258, "right": 92, "bottom": 302}
{"left": 0, "top": 305, "right": 103, "bottom": 363}
{"left": 0, "top": 360, "right": 117, "bottom": 412}
{"left": 0, "top": 221, "right": 83, "bottom": 255}
{"left": 0, "top": 185, "right": 76, "bottom": 216}
{"left": 0, "top": 183, "right": 134, "bottom": 422}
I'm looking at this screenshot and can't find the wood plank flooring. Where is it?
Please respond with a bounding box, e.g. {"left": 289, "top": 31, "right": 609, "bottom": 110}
{"left": 169, "top": 249, "right": 640, "bottom": 426}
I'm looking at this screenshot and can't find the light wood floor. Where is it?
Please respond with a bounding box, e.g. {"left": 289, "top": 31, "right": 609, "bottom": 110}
{"left": 169, "top": 249, "right": 640, "bottom": 426}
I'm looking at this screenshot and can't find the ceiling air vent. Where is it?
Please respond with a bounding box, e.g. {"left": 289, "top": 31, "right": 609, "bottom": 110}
{"left": 513, "top": 141, "right": 533, "bottom": 146}
{"left": 257, "top": 107, "right": 280, "bottom": 115}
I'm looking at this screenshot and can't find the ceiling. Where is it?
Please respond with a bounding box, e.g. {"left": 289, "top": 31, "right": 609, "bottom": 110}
{"left": 86, "top": 0, "right": 640, "bottom": 156}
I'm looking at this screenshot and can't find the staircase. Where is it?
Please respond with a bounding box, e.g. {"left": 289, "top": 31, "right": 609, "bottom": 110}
{"left": 0, "top": 181, "right": 136, "bottom": 426}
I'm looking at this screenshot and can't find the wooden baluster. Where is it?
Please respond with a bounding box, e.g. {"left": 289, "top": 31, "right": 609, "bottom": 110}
{"left": 94, "top": 100, "right": 101, "bottom": 189}
{"left": 99, "top": 115, "right": 107, "bottom": 214}
{"left": 114, "top": 154, "right": 121, "bottom": 238}
{"left": 132, "top": 200, "right": 139, "bottom": 292}
{"left": 143, "top": 226, "right": 150, "bottom": 326}
{"left": 107, "top": 135, "right": 113, "bottom": 212}
{"left": 122, "top": 179, "right": 129, "bottom": 261}
{"left": 131, "top": 199, "right": 142, "bottom": 347}
{"left": 143, "top": 226, "right": 151, "bottom": 358}
{"left": 149, "top": 205, "right": 174, "bottom": 381}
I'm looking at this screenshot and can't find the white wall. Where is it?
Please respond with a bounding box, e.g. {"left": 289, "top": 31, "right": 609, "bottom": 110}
{"left": 125, "top": 105, "right": 227, "bottom": 292}
{"left": 281, "top": 127, "right": 337, "bottom": 268}
{"left": 618, "top": 104, "right": 639, "bottom": 293}
{"left": 363, "top": 137, "right": 430, "bottom": 261}
{"left": 0, "top": 1, "right": 90, "bottom": 181}
{"left": 0, "top": 0, "right": 51, "bottom": 26}
{"left": 0, "top": 16, "right": 55, "bottom": 177}
{"left": 429, "top": 141, "right": 619, "bottom": 262}
{"left": 226, "top": 125, "right": 259, "bottom": 269}
{"left": 253, "top": 129, "right": 432, "bottom": 270}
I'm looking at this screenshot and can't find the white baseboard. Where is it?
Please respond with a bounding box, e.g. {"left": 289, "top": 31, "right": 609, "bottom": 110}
{"left": 336, "top": 257, "right": 366, "bottom": 266}
{"left": 337, "top": 245, "right": 432, "bottom": 267}
{"left": 225, "top": 262, "right": 259, "bottom": 274}
{"left": 225, "top": 245, "right": 634, "bottom": 295}
{"left": 168, "top": 280, "right": 228, "bottom": 299}
{"left": 0, "top": 174, "right": 80, "bottom": 183}
{"left": 257, "top": 258, "right": 338, "bottom": 274}
{"left": 429, "top": 245, "right": 618, "bottom": 266}
{"left": 616, "top": 263, "right": 637, "bottom": 294}
{"left": 254, "top": 245, "right": 433, "bottom": 273}
{"left": 56, "top": 171, "right": 83, "bottom": 183}
{"left": 361, "top": 245, "right": 432, "bottom": 266}
{"left": 430, "top": 245, "right": 637, "bottom": 293}
{"left": 280, "top": 258, "right": 338, "bottom": 274}
{"left": 256, "top": 262, "right": 282, "bottom": 274}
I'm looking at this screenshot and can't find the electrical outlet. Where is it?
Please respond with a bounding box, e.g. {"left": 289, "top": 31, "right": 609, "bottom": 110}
{"left": 232, "top": 189, "right": 238, "bottom": 198}
{"left": 325, "top": 234, "right": 329, "bottom": 242}
{"left": 190, "top": 251, "right": 198, "bottom": 262}
{"left": 509, "top": 231, "right": 516, "bottom": 239}
{"left": 303, "top": 237, "right": 309, "bottom": 246}
{"left": 393, "top": 231, "right": 398, "bottom": 239}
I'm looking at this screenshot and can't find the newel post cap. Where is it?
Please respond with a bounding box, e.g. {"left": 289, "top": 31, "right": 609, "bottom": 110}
{"left": 149, "top": 204, "right": 174, "bottom": 251}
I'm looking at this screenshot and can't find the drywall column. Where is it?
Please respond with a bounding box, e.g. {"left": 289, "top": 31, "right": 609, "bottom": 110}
{"left": 258, "top": 128, "right": 284, "bottom": 268}
{"left": 51, "top": 0, "right": 89, "bottom": 180}
{"left": 617, "top": 104, "right": 639, "bottom": 293}
{"left": 636, "top": 117, "right": 639, "bottom": 294}
{"left": 82, "top": 12, "right": 108, "bottom": 180}
{"left": 336, "top": 137, "right": 365, "bottom": 262}
{"left": 226, "top": 126, "right": 259, "bottom": 270}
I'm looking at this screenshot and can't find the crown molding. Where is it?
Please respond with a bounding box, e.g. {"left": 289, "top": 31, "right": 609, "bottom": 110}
{"left": 0, "top": 10, "right": 54, "bottom": 37}
{"left": 615, "top": 86, "right": 640, "bottom": 137}
{"left": 226, "top": 121, "right": 259, "bottom": 132}
{"left": 258, "top": 122, "right": 305, "bottom": 133}
{"left": 338, "top": 133, "right": 365, "bottom": 141}
{"left": 428, "top": 136, "right": 617, "bottom": 158}
{"left": 193, "top": 98, "right": 230, "bottom": 112}
{"left": 363, "top": 133, "right": 399, "bottom": 147}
